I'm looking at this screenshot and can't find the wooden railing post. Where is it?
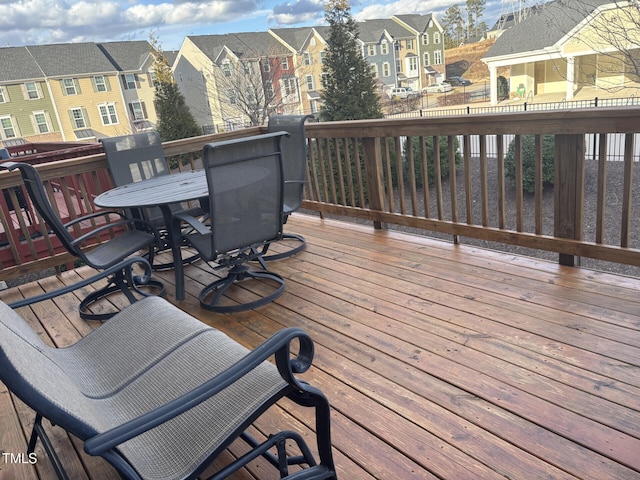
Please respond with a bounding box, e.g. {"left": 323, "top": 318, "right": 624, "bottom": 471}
{"left": 554, "top": 134, "right": 585, "bottom": 266}
{"left": 362, "top": 136, "right": 386, "bottom": 230}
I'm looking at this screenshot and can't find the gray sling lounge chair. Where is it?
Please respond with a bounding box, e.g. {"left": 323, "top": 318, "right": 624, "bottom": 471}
{"left": 0, "top": 162, "right": 164, "bottom": 321}
{"left": 0, "top": 295, "right": 337, "bottom": 479}
{"left": 101, "top": 131, "right": 205, "bottom": 270}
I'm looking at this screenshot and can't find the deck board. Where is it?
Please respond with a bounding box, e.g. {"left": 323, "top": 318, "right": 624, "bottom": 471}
{"left": 1, "top": 214, "right": 639, "bottom": 479}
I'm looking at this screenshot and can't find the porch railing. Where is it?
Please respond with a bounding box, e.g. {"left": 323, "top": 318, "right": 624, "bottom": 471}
{"left": 1, "top": 109, "right": 639, "bottom": 282}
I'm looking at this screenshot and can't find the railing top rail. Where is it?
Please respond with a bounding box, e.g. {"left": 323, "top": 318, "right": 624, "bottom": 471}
{"left": 307, "top": 107, "right": 640, "bottom": 138}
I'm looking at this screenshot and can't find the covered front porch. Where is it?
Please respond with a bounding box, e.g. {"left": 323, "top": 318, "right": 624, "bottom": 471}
{"left": 2, "top": 213, "right": 639, "bottom": 479}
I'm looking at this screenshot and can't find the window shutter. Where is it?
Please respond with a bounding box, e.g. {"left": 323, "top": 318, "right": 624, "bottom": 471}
{"left": 82, "top": 108, "right": 91, "bottom": 127}
{"left": 135, "top": 74, "right": 141, "bottom": 89}
{"left": 141, "top": 101, "right": 147, "bottom": 119}
{"left": 105, "top": 77, "right": 111, "bottom": 91}
{"left": 74, "top": 79, "right": 81, "bottom": 95}
{"left": 60, "top": 80, "right": 67, "bottom": 96}
{"left": 121, "top": 75, "right": 128, "bottom": 90}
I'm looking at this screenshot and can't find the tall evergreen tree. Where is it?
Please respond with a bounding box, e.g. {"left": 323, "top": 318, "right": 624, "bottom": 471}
{"left": 150, "top": 35, "right": 201, "bottom": 142}
{"left": 320, "top": 0, "right": 382, "bottom": 121}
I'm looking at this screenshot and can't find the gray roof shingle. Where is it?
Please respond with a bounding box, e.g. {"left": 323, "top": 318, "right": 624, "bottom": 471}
{"left": 97, "top": 41, "right": 152, "bottom": 71}
{"left": 0, "top": 46, "right": 44, "bottom": 82}
{"left": 26, "top": 42, "right": 116, "bottom": 76}
{"left": 485, "top": 0, "right": 614, "bottom": 59}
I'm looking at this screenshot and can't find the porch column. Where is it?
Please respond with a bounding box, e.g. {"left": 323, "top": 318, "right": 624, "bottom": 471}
{"left": 490, "top": 66, "right": 498, "bottom": 105}
{"left": 566, "top": 56, "right": 575, "bottom": 101}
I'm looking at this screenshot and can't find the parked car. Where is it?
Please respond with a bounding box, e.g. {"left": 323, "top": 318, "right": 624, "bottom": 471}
{"left": 422, "top": 82, "right": 454, "bottom": 93}
{"left": 445, "top": 76, "right": 472, "bottom": 86}
{"left": 390, "top": 87, "right": 420, "bottom": 99}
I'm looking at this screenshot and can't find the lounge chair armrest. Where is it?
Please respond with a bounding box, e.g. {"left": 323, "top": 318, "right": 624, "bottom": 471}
{"left": 84, "top": 327, "right": 314, "bottom": 455}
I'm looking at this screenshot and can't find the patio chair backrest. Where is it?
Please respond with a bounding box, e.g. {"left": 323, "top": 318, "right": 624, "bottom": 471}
{"left": 101, "top": 131, "right": 169, "bottom": 227}
{"left": 267, "top": 115, "right": 314, "bottom": 215}
{"left": 202, "top": 131, "right": 286, "bottom": 256}
{"left": 4, "top": 162, "right": 81, "bottom": 257}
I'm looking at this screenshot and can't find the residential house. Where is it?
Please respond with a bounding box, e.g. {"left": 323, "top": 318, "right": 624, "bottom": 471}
{"left": 0, "top": 47, "right": 62, "bottom": 147}
{"left": 357, "top": 19, "right": 402, "bottom": 96}
{"left": 26, "top": 43, "right": 128, "bottom": 141}
{"left": 393, "top": 14, "right": 446, "bottom": 89}
{"left": 97, "top": 41, "right": 158, "bottom": 132}
{"left": 270, "top": 26, "right": 330, "bottom": 116}
{"left": 175, "top": 32, "right": 296, "bottom": 132}
{"left": 482, "top": 0, "right": 639, "bottom": 105}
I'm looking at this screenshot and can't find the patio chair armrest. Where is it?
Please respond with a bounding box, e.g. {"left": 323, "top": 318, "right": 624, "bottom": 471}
{"left": 68, "top": 215, "right": 161, "bottom": 247}
{"left": 62, "top": 209, "right": 127, "bottom": 227}
{"left": 172, "top": 211, "right": 210, "bottom": 236}
{"left": 8, "top": 257, "right": 153, "bottom": 309}
{"left": 84, "top": 327, "right": 314, "bottom": 456}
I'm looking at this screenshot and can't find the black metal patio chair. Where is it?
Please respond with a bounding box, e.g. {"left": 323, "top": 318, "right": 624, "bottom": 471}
{"left": 0, "top": 148, "right": 32, "bottom": 224}
{"left": 0, "top": 295, "right": 337, "bottom": 479}
{"left": 0, "top": 161, "right": 164, "bottom": 321}
{"left": 264, "top": 114, "right": 314, "bottom": 260}
{"left": 173, "top": 131, "right": 288, "bottom": 312}
{"left": 101, "top": 131, "right": 205, "bottom": 270}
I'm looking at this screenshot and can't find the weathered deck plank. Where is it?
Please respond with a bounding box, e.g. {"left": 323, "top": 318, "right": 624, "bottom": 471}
{"left": 1, "top": 214, "right": 639, "bottom": 479}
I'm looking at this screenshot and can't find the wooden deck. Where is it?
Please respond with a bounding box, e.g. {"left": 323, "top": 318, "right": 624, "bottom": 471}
{"left": 2, "top": 213, "right": 640, "bottom": 480}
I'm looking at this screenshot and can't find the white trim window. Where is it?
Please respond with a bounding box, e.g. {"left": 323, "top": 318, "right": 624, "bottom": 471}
{"left": 367, "top": 45, "right": 376, "bottom": 57}
{"left": 98, "top": 103, "right": 119, "bottom": 125}
{"left": 382, "top": 62, "right": 391, "bottom": 77}
{"left": 408, "top": 57, "right": 418, "bottom": 75}
{"left": 380, "top": 42, "right": 389, "bottom": 55}
{"left": 129, "top": 101, "right": 147, "bottom": 121}
{"left": 281, "top": 57, "right": 289, "bottom": 70}
{"left": 434, "top": 50, "right": 443, "bottom": 65}
{"left": 305, "top": 75, "right": 315, "bottom": 91}
{"left": 422, "top": 34, "right": 429, "bottom": 46}
{"left": 303, "top": 52, "right": 312, "bottom": 65}
{"left": 0, "top": 116, "right": 17, "bottom": 139}
{"left": 434, "top": 33, "right": 441, "bottom": 44}
{"left": 93, "top": 75, "right": 108, "bottom": 92}
{"left": 61, "top": 78, "right": 78, "bottom": 96}
{"left": 32, "top": 111, "right": 51, "bottom": 134}
{"left": 25, "top": 82, "right": 41, "bottom": 99}
{"left": 221, "top": 60, "right": 232, "bottom": 77}
{"left": 123, "top": 74, "right": 138, "bottom": 90}
{"left": 283, "top": 77, "right": 296, "bottom": 96}
{"left": 423, "top": 52, "right": 430, "bottom": 66}
{"left": 0, "top": 86, "right": 8, "bottom": 103}
{"left": 70, "top": 107, "right": 88, "bottom": 129}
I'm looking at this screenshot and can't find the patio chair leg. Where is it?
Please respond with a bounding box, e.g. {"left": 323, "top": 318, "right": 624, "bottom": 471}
{"left": 79, "top": 271, "right": 165, "bottom": 321}
{"left": 199, "top": 264, "right": 285, "bottom": 313}
{"left": 263, "top": 233, "right": 307, "bottom": 262}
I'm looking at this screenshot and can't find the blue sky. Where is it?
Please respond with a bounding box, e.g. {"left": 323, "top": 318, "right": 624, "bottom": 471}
{"left": 0, "top": 0, "right": 506, "bottom": 51}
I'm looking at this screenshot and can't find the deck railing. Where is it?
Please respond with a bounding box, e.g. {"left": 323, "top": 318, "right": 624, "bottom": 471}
{"left": 1, "top": 109, "right": 640, "bottom": 281}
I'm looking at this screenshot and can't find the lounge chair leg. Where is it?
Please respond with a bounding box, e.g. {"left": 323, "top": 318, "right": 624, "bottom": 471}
{"left": 29, "top": 414, "right": 70, "bottom": 480}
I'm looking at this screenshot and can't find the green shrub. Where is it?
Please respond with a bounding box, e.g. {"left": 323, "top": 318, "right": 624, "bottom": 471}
{"left": 393, "top": 136, "right": 462, "bottom": 188}
{"left": 504, "top": 135, "right": 555, "bottom": 193}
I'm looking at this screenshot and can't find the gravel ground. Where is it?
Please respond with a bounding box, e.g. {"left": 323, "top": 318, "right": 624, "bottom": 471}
{"left": 308, "top": 157, "right": 640, "bottom": 279}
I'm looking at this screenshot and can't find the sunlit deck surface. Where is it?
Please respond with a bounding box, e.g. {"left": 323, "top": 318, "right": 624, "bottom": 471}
{"left": 2, "top": 214, "right": 640, "bottom": 480}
